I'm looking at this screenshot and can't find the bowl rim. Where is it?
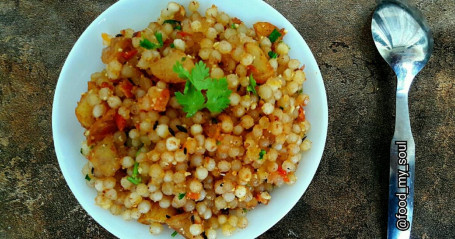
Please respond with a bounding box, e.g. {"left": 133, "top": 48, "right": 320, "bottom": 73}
{"left": 52, "top": 0, "right": 328, "bottom": 238}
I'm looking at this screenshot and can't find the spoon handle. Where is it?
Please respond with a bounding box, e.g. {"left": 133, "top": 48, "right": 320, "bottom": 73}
{"left": 388, "top": 92, "right": 415, "bottom": 239}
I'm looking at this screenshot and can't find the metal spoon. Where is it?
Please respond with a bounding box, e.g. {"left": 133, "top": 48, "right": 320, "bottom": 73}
{"left": 371, "top": 0, "right": 433, "bottom": 238}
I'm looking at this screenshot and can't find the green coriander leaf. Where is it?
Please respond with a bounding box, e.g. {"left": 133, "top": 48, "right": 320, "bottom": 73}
{"left": 139, "top": 32, "right": 163, "bottom": 50}
{"left": 171, "top": 231, "right": 178, "bottom": 237}
{"left": 155, "top": 32, "right": 163, "bottom": 47}
{"left": 132, "top": 162, "right": 139, "bottom": 176}
{"left": 127, "top": 162, "right": 141, "bottom": 185}
{"left": 178, "top": 193, "right": 186, "bottom": 200}
{"left": 246, "top": 74, "right": 257, "bottom": 95}
{"left": 163, "top": 19, "right": 181, "bottom": 25}
{"left": 135, "top": 150, "right": 141, "bottom": 157}
{"left": 182, "top": 80, "right": 191, "bottom": 94}
{"left": 268, "top": 51, "right": 278, "bottom": 59}
{"left": 175, "top": 83, "right": 206, "bottom": 117}
{"left": 170, "top": 43, "right": 175, "bottom": 48}
{"left": 259, "top": 149, "right": 266, "bottom": 160}
{"left": 231, "top": 23, "right": 237, "bottom": 29}
{"left": 85, "top": 174, "right": 91, "bottom": 181}
{"left": 163, "top": 19, "right": 182, "bottom": 30}
{"left": 268, "top": 28, "right": 282, "bottom": 43}
{"left": 216, "top": 141, "right": 221, "bottom": 145}
{"left": 190, "top": 61, "right": 211, "bottom": 90}
{"left": 80, "top": 148, "right": 83, "bottom": 154}
{"left": 173, "top": 61, "right": 191, "bottom": 80}
{"left": 242, "top": 208, "right": 248, "bottom": 213}
{"left": 127, "top": 176, "right": 141, "bottom": 185}
{"left": 173, "top": 60, "right": 232, "bottom": 117}
{"left": 139, "top": 38, "right": 157, "bottom": 49}
{"left": 205, "top": 78, "right": 231, "bottom": 113}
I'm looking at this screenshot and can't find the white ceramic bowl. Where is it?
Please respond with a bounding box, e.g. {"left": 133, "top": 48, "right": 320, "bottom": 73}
{"left": 52, "top": 0, "right": 328, "bottom": 238}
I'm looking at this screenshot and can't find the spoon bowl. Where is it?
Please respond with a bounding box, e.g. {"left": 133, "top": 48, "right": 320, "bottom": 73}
{"left": 372, "top": 0, "right": 433, "bottom": 78}
{"left": 371, "top": 1, "right": 433, "bottom": 238}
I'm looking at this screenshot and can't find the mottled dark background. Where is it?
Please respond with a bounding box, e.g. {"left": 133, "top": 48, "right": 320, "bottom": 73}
{"left": 0, "top": 0, "right": 453, "bottom": 238}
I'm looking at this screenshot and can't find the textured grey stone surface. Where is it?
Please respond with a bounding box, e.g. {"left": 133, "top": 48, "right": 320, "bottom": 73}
{"left": 0, "top": 0, "right": 454, "bottom": 238}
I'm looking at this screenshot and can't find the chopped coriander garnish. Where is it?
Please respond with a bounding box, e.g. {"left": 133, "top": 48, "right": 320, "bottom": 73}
{"left": 268, "top": 51, "right": 278, "bottom": 59}
{"left": 173, "top": 61, "right": 232, "bottom": 117}
{"left": 259, "top": 149, "right": 266, "bottom": 160}
{"left": 85, "top": 174, "right": 91, "bottom": 181}
{"left": 127, "top": 162, "right": 141, "bottom": 185}
{"left": 242, "top": 208, "right": 248, "bottom": 213}
{"left": 155, "top": 32, "right": 163, "bottom": 46}
{"left": 171, "top": 231, "right": 178, "bottom": 237}
{"left": 268, "top": 28, "right": 282, "bottom": 43}
{"left": 139, "top": 32, "right": 164, "bottom": 50}
{"left": 163, "top": 19, "right": 182, "bottom": 30}
{"left": 175, "top": 80, "right": 205, "bottom": 117}
{"left": 163, "top": 19, "right": 181, "bottom": 25}
{"left": 231, "top": 23, "right": 237, "bottom": 29}
{"left": 139, "top": 38, "right": 155, "bottom": 49}
{"left": 216, "top": 141, "right": 221, "bottom": 145}
{"left": 170, "top": 43, "right": 175, "bottom": 48}
{"left": 246, "top": 74, "right": 257, "bottom": 95}
{"left": 135, "top": 147, "right": 142, "bottom": 157}
{"left": 80, "top": 148, "right": 83, "bottom": 154}
{"left": 178, "top": 193, "right": 186, "bottom": 200}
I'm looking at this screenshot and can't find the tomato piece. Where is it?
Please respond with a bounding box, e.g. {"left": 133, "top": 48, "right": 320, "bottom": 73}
{"left": 232, "top": 17, "right": 242, "bottom": 24}
{"left": 115, "top": 113, "right": 127, "bottom": 131}
{"left": 246, "top": 65, "right": 258, "bottom": 73}
{"left": 298, "top": 107, "right": 306, "bottom": 122}
{"left": 277, "top": 165, "right": 290, "bottom": 182}
{"left": 138, "top": 87, "right": 170, "bottom": 112}
{"left": 152, "top": 88, "right": 170, "bottom": 112}
{"left": 119, "top": 80, "right": 134, "bottom": 98}
{"left": 187, "top": 192, "right": 200, "bottom": 200}
{"left": 121, "top": 49, "right": 138, "bottom": 61}
{"left": 255, "top": 193, "right": 269, "bottom": 205}
{"left": 100, "top": 82, "right": 114, "bottom": 90}
{"left": 177, "top": 31, "right": 192, "bottom": 37}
